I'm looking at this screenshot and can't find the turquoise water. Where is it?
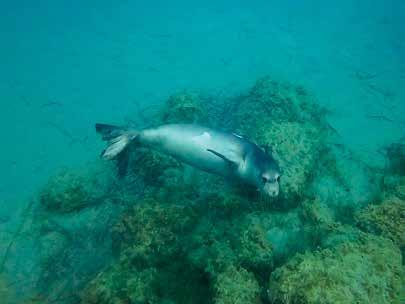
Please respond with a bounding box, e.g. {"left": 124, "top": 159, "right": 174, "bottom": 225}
{"left": 0, "top": 1, "right": 404, "bottom": 303}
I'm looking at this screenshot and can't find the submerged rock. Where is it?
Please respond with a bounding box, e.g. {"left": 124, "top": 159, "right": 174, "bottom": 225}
{"left": 262, "top": 121, "right": 324, "bottom": 204}
{"left": 111, "top": 198, "right": 197, "bottom": 262}
{"left": 213, "top": 265, "right": 261, "bottom": 304}
{"left": 161, "top": 91, "right": 209, "bottom": 124}
{"left": 355, "top": 195, "right": 405, "bottom": 251}
{"left": 232, "top": 76, "right": 327, "bottom": 139}
{"left": 268, "top": 234, "right": 403, "bottom": 304}
{"left": 309, "top": 144, "right": 382, "bottom": 222}
{"left": 39, "top": 162, "right": 117, "bottom": 213}
{"left": 81, "top": 258, "right": 159, "bottom": 304}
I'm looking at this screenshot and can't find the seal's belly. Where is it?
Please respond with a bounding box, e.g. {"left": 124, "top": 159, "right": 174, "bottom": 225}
{"left": 141, "top": 124, "right": 242, "bottom": 176}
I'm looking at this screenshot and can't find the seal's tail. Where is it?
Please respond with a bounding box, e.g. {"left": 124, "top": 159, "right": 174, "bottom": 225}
{"left": 95, "top": 123, "right": 139, "bottom": 160}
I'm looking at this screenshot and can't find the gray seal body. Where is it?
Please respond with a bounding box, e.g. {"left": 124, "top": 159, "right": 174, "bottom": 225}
{"left": 96, "top": 123, "right": 281, "bottom": 197}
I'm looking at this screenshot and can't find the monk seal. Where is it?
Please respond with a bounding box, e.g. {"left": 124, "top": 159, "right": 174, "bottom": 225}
{"left": 95, "top": 123, "right": 281, "bottom": 197}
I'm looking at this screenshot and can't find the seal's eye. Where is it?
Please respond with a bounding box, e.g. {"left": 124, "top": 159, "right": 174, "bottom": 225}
{"left": 262, "top": 177, "right": 268, "bottom": 184}
{"left": 276, "top": 175, "right": 281, "bottom": 182}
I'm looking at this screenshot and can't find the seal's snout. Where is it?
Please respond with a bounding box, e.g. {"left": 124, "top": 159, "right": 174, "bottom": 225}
{"left": 261, "top": 174, "right": 280, "bottom": 197}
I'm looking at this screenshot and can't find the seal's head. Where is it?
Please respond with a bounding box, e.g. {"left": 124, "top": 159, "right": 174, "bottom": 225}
{"left": 248, "top": 146, "right": 281, "bottom": 197}
{"left": 260, "top": 163, "right": 281, "bottom": 197}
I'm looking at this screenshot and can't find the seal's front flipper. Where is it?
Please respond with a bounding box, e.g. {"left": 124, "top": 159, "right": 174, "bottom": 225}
{"left": 95, "top": 123, "right": 139, "bottom": 160}
{"left": 207, "top": 149, "right": 238, "bottom": 168}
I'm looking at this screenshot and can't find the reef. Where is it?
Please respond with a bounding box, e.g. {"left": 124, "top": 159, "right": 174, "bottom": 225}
{"left": 355, "top": 179, "right": 405, "bottom": 252}
{"left": 268, "top": 234, "right": 403, "bottom": 304}
{"left": 38, "top": 161, "right": 119, "bottom": 213}
{"left": 3, "top": 76, "right": 403, "bottom": 304}
{"left": 160, "top": 91, "right": 210, "bottom": 125}
{"left": 80, "top": 200, "right": 209, "bottom": 304}
{"left": 213, "top": 265, "right": 261, "bottom": 304}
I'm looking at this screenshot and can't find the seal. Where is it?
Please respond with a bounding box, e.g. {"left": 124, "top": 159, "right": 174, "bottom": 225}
{"left": 95, "top": 123, "right": 281, "bottom": 197}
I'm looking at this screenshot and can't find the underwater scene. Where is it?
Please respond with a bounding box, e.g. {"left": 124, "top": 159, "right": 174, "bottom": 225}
{"left": 1, "top": 1, "right": 404, "bottom": 303}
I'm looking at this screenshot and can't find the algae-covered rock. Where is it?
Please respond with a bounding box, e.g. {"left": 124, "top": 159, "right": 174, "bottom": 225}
{"left": 39, "top": 169, "right": 91, "bottom": 213}
{"left": 268, "top": 234, "right": 403, "bottom": 304}
{"left": 309, "top": 143, "right": 382, "bottom": 222}
{"left": 39, "top": 162, "right": 117, "bottom": 213}
{"left": 214, "top": 265, "right": 261, "bottom": 304}
{"left": 185, "top": 189, "right": 273, "bottom": 276}
{"left": 236, "top": 214, "right": 273, "bottom": 271}
{"left": 31, "top": 161, "right": 132, "bottom": 303}
{"left": 112, "top": 199, "right": 197, "bottom": 263}
{"left": 355, "top": 196, "right": 405, "bottom": 251}
{"left": 161, "top": 91, "right": 209, "bottom": 124}
{"left": 262, "top": 122, "right": 323, "bottom": 203}
{"left": 129, "top": 148, "right": 182, "bottom": 188}
{"left": 186, "top": 216, "right": 259, "bottom": 277}
{"left": 187, "top": 198, "right": 313, "bottom": 281}
{"left": 81, "top": 259, "right": 158, "bottom": 304}
{"left": 37, "top": 231, "right": 69, "bottom": 274}
{"left": 82, "top": 252, "right": 209, "bottom": 304}
{"left": 232, "top": 76, "right": 326, "bottom": 140}
{"left": 299, "top": 199, "right": 364, "bottom": 250}
{"left": 186, "top": 216, "right": 239, "bottom": 275}
{"left": 301, "top": 198, "right": 335, "bottom": 227}
{"left": 126, "top": 268, "right": 159, "bottom": 304}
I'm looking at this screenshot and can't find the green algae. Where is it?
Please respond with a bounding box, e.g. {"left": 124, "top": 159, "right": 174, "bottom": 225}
{"left": 160, "top": 91, "right": 209, "bottom": 125}
{"left": 81, "top": 258, "right": 159, "bottom": 304}
{"left": 213, "top": 265, "right": 261, "bottom": 304}
{"left": 268, "top": 234, "right": 403, "bottom": 304}
{"left": 262, "top": 122, "right": 323, "bottom": 204}
{"left": 39, "top": 169, "right": 93, "bottom": 213}
{"left": 356, "top": 196, "right": 405, "bottom": 251}
{"left": 185, "top": 211, "right": 274, "bottom": 278}
{"left": 231, "top": 77, "right": 326, "bottom": 138}
{"left": 39, "top": 162, "right": 118, "bottom": 214}
{"left": 111, "top": 198, "right": 197, "bottom": 263}
{"left": 354, "top": 172, "right": 405, "bottom": 255}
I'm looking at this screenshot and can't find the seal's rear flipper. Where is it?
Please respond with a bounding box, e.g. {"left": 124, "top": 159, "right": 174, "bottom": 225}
{"left": 95, "top": 123, "right": 138, "bottom": 160}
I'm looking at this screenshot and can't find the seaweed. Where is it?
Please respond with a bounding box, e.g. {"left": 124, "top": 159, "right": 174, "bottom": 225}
{"left": 38, "top": 162, "right": 118, "bottom": 214}
{"left": 160, "top": 91, "right": 210, "bottom": 125}
{"left": 268, "top": 234, "right": 403, "bottom": 304}
{"left": 213, "top": 266, "right": 262, "bottom": 304}
{"left": 356, "top": 196, "right": 405, "bottom": 252}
